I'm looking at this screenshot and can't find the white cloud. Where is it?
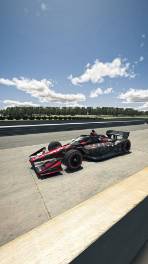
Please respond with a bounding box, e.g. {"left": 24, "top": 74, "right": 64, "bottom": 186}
{"left": 0, "top": 78, "right": 15, "bottom": 86}
{"left": 138, "top": 102, "right": 148, "bottom": 110}
{"left": 140, "top": 34, "right": 146, "bottom": 48}
{"left": 90, "top": 88, "right": 103, "bottom": 98}
{"left": 90, "top": 87, "right": 113, "bottom": 98}
{"left": 69, "top": 58, "right": 134, "bottom": 86}
{"left": 41, "top": 2, "right": 47, "bottom": 11}
{"left": 142, "top": 34, "right": 146, "bottom": 39}
{"left": 119, "top": 88, "right": 148, "bottom": 103}
{"left": 139, "top": 56, "right": 144, "bottom": 62}
{"left": 3, "top": 100, "right": 39, "bottom": 108}
{"left": 0, "top": 77, "right": 86, "bottom": 103}
{"left": 104, "top": 87, "right": 113, "bottom": 94}
{"left": 137, "top": 102, "right": 148, "bottom": 111}
{"left": 133, "top": 56, "right": 144, "bottom": 65}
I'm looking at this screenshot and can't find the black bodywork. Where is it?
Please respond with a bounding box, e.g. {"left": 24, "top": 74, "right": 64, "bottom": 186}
{"left": 29, "top": 130, "right": 131, "bottom": 177}
{"left": 69, "top": 130, "right": 131, "bottom": 161}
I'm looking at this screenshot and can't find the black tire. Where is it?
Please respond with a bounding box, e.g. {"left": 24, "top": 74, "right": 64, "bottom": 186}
{"left": 122, "top": 139, "right": 131, "bottom": 153}
{"left": 63, "top": 149, "right": 82, "bottom": 171}
{"left": 48, "top": 141, "right": 62, "bottom": 151}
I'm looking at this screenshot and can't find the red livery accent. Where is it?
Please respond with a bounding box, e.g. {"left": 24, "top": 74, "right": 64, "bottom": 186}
{"left": 29, "top": 130, "right": 131, "bottom": 178}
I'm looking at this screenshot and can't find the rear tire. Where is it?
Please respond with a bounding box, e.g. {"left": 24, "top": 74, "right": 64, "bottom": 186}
{"left": 48, "top": 141, "right": 62, "bottom": 151}
{"left": 122, "top": 139, "right": 131, "bottom": 153}
{"left": 63, "top": 149, "right": 82, "bottom": 171}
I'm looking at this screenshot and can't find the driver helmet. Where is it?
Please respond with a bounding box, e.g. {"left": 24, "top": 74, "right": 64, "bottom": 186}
{"left": 90, "top": 129, "right": 97, "bottom": 136}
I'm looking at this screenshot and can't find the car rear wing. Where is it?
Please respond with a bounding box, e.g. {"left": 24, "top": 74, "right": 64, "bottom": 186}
{"left": 106, "top": 130, "right": 130, "bottom": 139}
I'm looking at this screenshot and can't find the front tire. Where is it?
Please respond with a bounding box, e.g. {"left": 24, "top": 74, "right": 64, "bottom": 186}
{"left": 63, "top": 149, "right": 82, "bottom": 171}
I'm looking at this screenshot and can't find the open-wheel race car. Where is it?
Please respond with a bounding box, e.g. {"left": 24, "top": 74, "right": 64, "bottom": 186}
{"left": 29, "top": 130, "right": 131, "bottom": 178}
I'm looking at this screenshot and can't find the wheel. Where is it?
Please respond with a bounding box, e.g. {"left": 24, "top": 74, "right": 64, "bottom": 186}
{"left": 122, "top": 139, "right": 131, "bottom": 153}
{"left": 63, "top": 149, "right": 82, "bottom": 171}
{"left": 48, "top": 141, "right": 62, "bottom": 151}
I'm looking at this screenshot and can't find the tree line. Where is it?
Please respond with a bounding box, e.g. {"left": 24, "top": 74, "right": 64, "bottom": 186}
{"left": 0, "top": 106, "right": 147, "bottom": 120}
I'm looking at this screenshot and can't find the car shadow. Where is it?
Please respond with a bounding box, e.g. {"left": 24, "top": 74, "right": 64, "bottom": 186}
{"left": 65, "top": 166, "right": 83, "bottom": 174}
{"left": 84, "top": 151, "right": 132, "bottom": 163}
{"left": 38, "top": 171, "right": 63, "bottom": 180}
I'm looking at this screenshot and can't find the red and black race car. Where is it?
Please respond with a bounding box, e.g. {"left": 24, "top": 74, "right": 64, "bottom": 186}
{"left": 29, "top": 130, "right": 131, "bottom": 178}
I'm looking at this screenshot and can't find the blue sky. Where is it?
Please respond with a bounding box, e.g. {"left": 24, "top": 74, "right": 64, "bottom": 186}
{"left": 0, "top": 0, "right": 148, "bottom": 109}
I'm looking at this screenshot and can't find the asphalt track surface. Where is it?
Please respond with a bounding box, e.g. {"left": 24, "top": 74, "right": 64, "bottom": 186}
{"left": 0, "top": 124, "right": 148, "bottom": 246}
{"left": 0, "top": 123, "right": 148, "bottom": 149}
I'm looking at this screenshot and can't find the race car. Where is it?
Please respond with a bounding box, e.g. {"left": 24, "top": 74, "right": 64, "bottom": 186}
{"left": 29, "top": 130, "right": 131, "bottom": 178}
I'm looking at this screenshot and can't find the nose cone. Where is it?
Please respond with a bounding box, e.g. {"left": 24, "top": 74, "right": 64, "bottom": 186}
{"left": 29, "top": 156, "right": 35, "bottom": 165}
{"left": 29, "top": 155, "right": 42, "bottom": 164}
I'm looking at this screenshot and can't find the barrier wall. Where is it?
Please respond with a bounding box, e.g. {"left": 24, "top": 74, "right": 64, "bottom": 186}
{"left": 0, "top": 119, "right": 146, "bottom": 136}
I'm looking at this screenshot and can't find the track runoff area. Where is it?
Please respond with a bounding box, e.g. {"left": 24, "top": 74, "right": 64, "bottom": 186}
{"left": 0, "top": 123, "right": 147, "bottom": 247}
